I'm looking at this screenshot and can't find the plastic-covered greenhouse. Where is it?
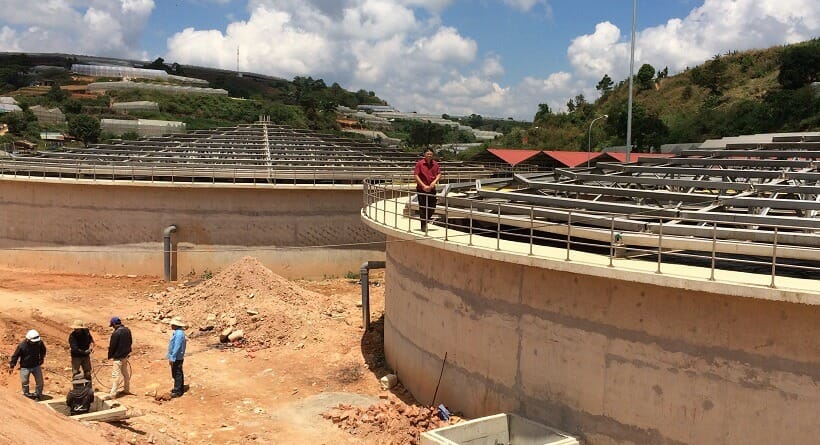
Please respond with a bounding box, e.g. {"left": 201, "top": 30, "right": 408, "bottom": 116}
{"left": 112, "top": 101, "right": 160, "bottom": 112}
{"left": 101, "top": 119, "right": 186, "bottom": 137}
{"left": 71, "top": 64, "right": 208, "bottom": 85}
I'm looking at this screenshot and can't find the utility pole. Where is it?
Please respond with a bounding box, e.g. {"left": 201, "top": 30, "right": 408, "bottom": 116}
{"left": 626, "top": 0, "right": 637, "bottom": 163}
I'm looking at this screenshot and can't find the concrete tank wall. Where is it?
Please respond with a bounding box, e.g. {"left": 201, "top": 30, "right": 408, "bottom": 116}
{"left": 384, "top": 237, "right": 820, "bottom": 445}
{"left": 0, "top": 178, "right": 384, "bottom": 278}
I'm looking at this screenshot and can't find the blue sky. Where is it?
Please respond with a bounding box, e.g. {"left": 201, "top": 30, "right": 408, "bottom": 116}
{"left": 1, "top": 0, "right": 817, "bottom": 120}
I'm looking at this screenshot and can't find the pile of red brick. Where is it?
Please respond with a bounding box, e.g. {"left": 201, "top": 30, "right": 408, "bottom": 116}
{"left": 323, "top": 397, "right": 459, "bottom": 444}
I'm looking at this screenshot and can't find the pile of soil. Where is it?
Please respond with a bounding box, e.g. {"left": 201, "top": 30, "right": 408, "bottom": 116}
{"left": 323, "top": 388, "right": 460, "bottom": 445}
{"left": 134, "top": 256, "right": 350, "bottom": 349}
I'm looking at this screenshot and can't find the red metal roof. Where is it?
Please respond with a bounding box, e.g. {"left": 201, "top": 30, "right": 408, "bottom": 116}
{"left": 487, "top": 148, "right": 541, "bottom": 166}
{"left": 605, "top": 152, "right": 674, "bottom": 163}
{"left": 541, "top": 151, "right": 603, "bottom": 167}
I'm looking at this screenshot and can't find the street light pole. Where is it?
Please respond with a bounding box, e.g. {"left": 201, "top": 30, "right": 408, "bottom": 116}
{"left": 626, "top": 0, "right": 637, "bottom": 163}
{"left": 587, "top": 114, "right": 608, "bottom": 168}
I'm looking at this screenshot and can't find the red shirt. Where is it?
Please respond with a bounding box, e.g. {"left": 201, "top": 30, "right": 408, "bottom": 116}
{"left": 414, "top": 159, "right": 440, "bottom": 191}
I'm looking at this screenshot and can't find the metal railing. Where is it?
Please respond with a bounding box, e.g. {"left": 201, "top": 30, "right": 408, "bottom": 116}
{"left": 363, "top": 178, "right": 820, "bottom": 290}
{"left": 0, "top": 160, "right": 491, "bottom": 186}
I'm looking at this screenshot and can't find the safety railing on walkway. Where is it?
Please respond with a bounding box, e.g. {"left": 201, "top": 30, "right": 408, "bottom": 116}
{"left": 363, "top": 178, "right": 820, "bottom": 290}
{"left": 0, "top": 160, "right": 489, "bottom": 186}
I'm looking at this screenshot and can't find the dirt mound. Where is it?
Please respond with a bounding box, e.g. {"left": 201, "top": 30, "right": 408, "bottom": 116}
{"left": 0, "top": 388, "right": 112, "bottom": 445}
{"left": 136, "top": 256, "right": 347, "bottom": 349}
{"left": 323, "top": 388, "right": 461, "bottom": 445}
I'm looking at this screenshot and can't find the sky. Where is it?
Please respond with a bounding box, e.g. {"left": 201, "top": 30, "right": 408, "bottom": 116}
{"left": 0, "top": 0, "right": 817, "bottom": 120}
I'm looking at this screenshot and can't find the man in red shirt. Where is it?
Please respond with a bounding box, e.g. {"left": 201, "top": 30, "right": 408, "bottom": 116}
{"left": 413, "top": 149, "right": 442, "bottom": 233}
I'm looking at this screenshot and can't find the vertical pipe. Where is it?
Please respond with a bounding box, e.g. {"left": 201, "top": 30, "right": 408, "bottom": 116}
{"left": 360, "top": 261, "right": 386, "bottom": 331}
{"left": 163, "top": 225, "right": 178, "bottom": 282}
{"left": 360, "top": 265, "right": 370, "bottom": 331}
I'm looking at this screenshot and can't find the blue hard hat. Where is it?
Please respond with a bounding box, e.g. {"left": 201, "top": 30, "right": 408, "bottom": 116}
{"left": 109, "top": 316, "right": 121, "bottom": 327}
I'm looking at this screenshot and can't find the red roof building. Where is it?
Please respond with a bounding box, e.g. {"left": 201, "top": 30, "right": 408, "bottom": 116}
{"left": 486, "top": 148, "right": 542, "bottom": 166}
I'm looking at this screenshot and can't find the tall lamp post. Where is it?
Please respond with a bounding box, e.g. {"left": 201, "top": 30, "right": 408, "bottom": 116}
{"left": 626, "top": 0, "right": 637, "bottom": 163}
{"left": 587, "top": 114, "right": 608, "bottom": 167}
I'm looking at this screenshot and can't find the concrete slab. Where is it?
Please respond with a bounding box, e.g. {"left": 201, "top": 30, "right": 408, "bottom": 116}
{"left": 421, "top": 413, "right": 579, "bottom": 445}
{"left": 40, "top": 393, "right": 128, "bottom": 422}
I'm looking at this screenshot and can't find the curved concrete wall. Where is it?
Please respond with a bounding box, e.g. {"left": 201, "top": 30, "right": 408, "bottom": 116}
{"left": 383, "top": 237, "right": 820, "bottom": 445}
{"left": 0, "top": 178, "right": 384, "bottom": 277}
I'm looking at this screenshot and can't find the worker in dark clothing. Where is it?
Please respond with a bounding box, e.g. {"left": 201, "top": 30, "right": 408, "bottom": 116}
{"left": 68, "top": 319, "right": 94, "bottom": 380}
{"left": 66, "top": 372, "right": 95, "bottom": 415}
{"left": 8, "top": 329, "right": 47, "bottom": 400}
{"left": 107, "top": 316, "right": 132, "bottom": 398}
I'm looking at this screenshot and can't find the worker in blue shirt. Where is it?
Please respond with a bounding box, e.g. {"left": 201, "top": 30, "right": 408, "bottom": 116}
{"left": 166, "top": 317, "right": 187, "bottom": 398}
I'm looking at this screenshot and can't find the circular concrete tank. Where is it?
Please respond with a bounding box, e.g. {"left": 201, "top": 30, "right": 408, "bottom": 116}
{"left": 363, "top": 201, "right": 820, "bottom": 445}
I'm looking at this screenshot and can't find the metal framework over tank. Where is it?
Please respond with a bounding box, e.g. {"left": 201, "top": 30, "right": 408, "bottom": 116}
{"left": 363, "top": 135, "right": 819, "bottom": 280}
{"left": 0, "top": 122, "right": 494, "bottom": 184}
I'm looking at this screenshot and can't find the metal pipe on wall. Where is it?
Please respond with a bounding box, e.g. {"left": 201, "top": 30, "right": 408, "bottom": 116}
{"left": 163, "top": 225, "right": 177, "bottom": 282}
{"left": 360, "top": 260, "right": 386, "bottom": 330}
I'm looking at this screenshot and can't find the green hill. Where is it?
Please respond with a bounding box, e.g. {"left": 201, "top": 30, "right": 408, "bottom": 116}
{"left": 483, "top": 39, "right": 820, "bottom": 157}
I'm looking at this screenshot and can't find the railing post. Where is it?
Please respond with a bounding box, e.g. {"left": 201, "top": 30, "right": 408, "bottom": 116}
{"left": 444, "top": 196, "right": 449, "bottom": 241}
{"left": 528, "top": 205, "right": 534, "bottom": 256}
{"left": 496, "top": 203, "right": 501, "bottom": 250}
{"left": 407, "top": 188, "right": 412, "bottom": 233}
{"left": 394, "top": 186, "right": 398, "bottom": 229}
{"left": 468, "top": 201, "right": 473, "bottom": 246}
{"left": 656, "top": 219, "right": 663, "bottom": 274}
{"left": 710, "top": 222, "right": 717, "bottom": 281}
{"left": 770, "top": 227, "right": 778, "bottom": 288}
{"left": 609, "top": 216, "right": 615, "bottom": 267}
{"left": 565, "top": 210, "right": 572, "bottom": 261}
{"left": 382, "top": 184, "right": 386, "bottom": 224}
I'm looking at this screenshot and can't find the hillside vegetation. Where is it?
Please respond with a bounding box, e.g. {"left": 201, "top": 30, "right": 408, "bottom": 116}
{"left": 479, "top": 39, "right": 820, "bottom": 158}
{"left": 0, "top": 54, "right": 387, "bottom": 145}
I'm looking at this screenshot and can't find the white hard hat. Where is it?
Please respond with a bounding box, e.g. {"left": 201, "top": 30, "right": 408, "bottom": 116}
{"left": 25, "top": 329, "right": 41, "bottom": 342}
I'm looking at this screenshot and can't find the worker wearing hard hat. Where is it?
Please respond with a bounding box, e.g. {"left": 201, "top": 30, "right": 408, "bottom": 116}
{"left": 8, "top": 329, "right": 47, "bottom": 400}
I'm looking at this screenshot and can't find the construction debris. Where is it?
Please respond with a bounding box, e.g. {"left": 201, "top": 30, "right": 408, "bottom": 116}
{"left": 322, "top": 387, "right": 461, "bottom": 445}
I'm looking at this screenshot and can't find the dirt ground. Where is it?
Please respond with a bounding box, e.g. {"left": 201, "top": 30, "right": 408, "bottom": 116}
{"left": 0, "top": 258, "right": 443, "bottom": 445}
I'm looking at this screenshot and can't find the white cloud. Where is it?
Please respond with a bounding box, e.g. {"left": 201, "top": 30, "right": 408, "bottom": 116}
{"left": 2, "top": 0, "right": 819, "bottom": 121}
{"left": 502, "top": 0, "right": 551, "bottom": 15}
{"left": 480, "top": 54, "right": 505, "bottom": 78}
{"left": 568, "top": 0, "right": 820, "bottom": 83}
{"left": 0, "top": 0, "right": 153, "bottom": 58}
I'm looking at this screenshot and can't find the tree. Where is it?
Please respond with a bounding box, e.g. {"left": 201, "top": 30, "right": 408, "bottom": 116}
{"left": 46, "top": 84, "right": 68, "bottom": 103}
{"left": 533, "top": 103, "right": 552, "bottom": 122}
{"left": 465, "top": 113, "right": 483, "bottom": 128}
{"left": 566, "top": 99, "right": 575, "bottom": 113}
{"left": 574, "top": 94, "right": 586, "bottom": 107}
{"left": 67, "top": 114, "right": 101, "bottom": 147}
{"left": 407, "top": 121, "right": 446, "bottom": 147}
{"left": 62, "top": 99, "right": 82, "bottom": 114}
{"left": 778, "top": 38, "right": 820, "bottom": 89}
{"left": 609, "top": 103, "right": 669, "bottom": 152}
{"left": 595, "top": 74, "right": 614, "bottom": 95}
{"left": 146, "top": 57, "right": 166, "bottom": 71}
{"left": 636, "top": 64, "right": 656, "bottom": 90}
{"left": 691, "top": 55, "right": 728, "bottom": 94}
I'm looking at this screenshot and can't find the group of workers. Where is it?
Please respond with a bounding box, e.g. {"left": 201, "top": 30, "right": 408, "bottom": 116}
{"left": 7, "top": 315, "right": 187, "bottom": 415}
